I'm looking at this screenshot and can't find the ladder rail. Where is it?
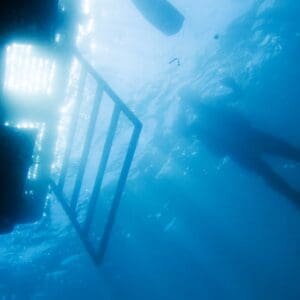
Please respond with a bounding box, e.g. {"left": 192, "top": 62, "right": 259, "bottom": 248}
{"left": 70, "top": 86, "right": 104, "bottom": 210}
{"left": 96, "top": 124, "right": 141, "bottom": 263}
{"left": 58, "top": 69, "right": 88, "bottom": 189}
{"left": 84, "top": 105, "right": 121, "bottom": 233}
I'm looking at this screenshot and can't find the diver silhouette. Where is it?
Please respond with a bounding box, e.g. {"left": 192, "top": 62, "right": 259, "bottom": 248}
{"left": 178, "top": 85, "right": 300, "bottom": 207}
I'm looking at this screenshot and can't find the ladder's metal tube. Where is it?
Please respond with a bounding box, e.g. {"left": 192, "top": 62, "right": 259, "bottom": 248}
{"left": 70, "top": 86, "right": 104, "bottom": 210}
{"left": 84, "top": 105, "right": 121, "bottom": 233}
{"left": 58, "top": 69, "right": 87, "bottom": 190}
{"left": 96, "top": 123, "right": 142, "bottom": 264}
{"left": 50, "top": 180, "right": 98, "bottom": 264}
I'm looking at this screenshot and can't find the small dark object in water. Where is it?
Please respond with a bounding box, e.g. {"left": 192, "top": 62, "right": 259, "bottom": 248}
{"left": 131, "top": 0, "right": 185, "bottom": 36}
{"left": 214, "top": 34, "right": 220, "bottom": 40}
{"left": 169, "top": 57, "right": 181, "bottom": 66}
{"left": 0, "top": 126, "right": 37, "bottom": 233}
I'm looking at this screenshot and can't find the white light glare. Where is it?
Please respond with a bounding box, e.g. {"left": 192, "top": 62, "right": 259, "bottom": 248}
{"left": 83, "top": 0, "right": 91, "bottom": 15}
{"left": 4, "top": 43, "right": 57, "bottom": 96}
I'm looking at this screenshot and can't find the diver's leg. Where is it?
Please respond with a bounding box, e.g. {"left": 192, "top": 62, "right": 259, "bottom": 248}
{"left": 255, "top": 159, "right": 300, "bottom": 208}
{"left": 260, "top": 132, "right": 300, "bottom": 162}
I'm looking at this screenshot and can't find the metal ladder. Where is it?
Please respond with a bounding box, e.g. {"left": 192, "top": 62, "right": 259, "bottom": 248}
{"left": 50, "top": 49, "right": 142, "bottom": 266}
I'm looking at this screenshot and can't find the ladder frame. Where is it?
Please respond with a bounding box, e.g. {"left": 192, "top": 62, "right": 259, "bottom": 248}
{"left": 50, "top": 49, "right": 142, "bottom": 265}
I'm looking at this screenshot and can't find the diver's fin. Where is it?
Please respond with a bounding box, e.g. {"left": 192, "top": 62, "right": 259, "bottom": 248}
{"left": 131, "top": 0, "right": 185, "bottom": 36}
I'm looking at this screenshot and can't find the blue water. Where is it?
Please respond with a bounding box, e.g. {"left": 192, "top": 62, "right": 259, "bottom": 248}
{"left": 1, "top": 0, "right": 300, "bottom": 299}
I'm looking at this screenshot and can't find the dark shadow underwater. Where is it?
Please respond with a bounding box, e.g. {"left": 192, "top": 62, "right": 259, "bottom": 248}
{"left": 177, "top": 84, "right": 300, "bottom": 208}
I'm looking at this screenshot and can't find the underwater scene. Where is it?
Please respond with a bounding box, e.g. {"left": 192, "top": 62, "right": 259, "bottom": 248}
{"left": 0, "top": 0, "right": 300, "bottom": 299}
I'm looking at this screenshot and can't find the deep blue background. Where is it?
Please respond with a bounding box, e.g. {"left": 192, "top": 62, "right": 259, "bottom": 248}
{"left": 1, "top": 0, "right": 300, "bottom": 299}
